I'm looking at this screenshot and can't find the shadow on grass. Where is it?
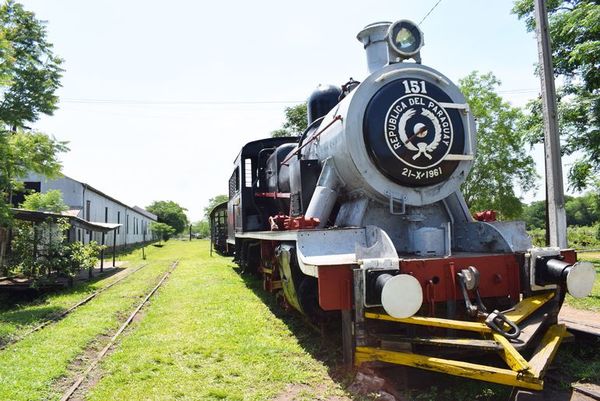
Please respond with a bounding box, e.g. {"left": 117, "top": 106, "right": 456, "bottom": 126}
{"left": 0, "top": 266, "right": 125, "bottom": 308}
{"left": 0, "top": 266, "right": 126, "bottom": 346}
{"left": 232, "top": 263, "right": 600, "bottom": 401}
{"left": 231, "top": 265, "right": 358, "bottom": 395}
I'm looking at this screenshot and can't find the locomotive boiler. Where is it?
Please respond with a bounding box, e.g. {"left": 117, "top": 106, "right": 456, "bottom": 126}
{"left": 213, "top": 19, "right": 596, "bottom": 390}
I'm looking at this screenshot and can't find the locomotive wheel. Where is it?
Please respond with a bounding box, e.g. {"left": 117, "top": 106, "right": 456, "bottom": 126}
{"left": 240, "top": 241, "right": 261, "bottom": 275}
{"left": 297, "top": 276, "right": 325, "bottom": 319}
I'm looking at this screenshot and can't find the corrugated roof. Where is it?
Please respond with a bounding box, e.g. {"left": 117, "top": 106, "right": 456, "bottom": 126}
{"left": 11, "top": 208, "right": 121, "bottom": 233}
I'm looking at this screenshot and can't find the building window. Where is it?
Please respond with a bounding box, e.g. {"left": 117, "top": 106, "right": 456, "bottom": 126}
{"left": 117, "top": 211, "right": 121, "bottom": 234}
{"left": 104, "top": 207, "right": 108, "bottom": 223}
{"left": 77, "top": 229, "right": 81, "bottom": 242}
{"left": 126, "top": 215, "right": 129, "bottom": 234}
{"left": 86, "top": 200, "right": 91, "bottom": 221}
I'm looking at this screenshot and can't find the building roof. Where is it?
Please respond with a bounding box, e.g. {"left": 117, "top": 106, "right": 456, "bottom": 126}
{"left": 132, "top": 206, "right": 157, "bottom": 220}
{"left": 11, "top": 208, "right": 121, "bottom": 233}
{"left": 21, "top": 173, "right": 158, "bottom": 221}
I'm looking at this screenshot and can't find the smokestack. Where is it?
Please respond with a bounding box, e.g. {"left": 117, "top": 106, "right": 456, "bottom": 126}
{"left": 356, "top": 21, "right": 391, "bottom": 74}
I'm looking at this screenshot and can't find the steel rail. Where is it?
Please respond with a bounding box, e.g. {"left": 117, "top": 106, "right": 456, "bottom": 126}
{"left": 572, "top": 384, "right": 600, "bottom": 401}
{"left": 60, "top": 259, "right": 180, "bottom": 401}
{"left": 0, "top": 262, "right": 150, "bottom": 351}
{"left": 561, "top": 318, "right": 600, "bottom": 338}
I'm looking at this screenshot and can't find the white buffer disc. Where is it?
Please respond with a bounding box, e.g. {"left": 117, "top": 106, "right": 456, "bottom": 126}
{"left": 566, "top": 261, "right": 596, "bottom": 299}
{"left": 381, "top": 274, "right": 423, "bottom": 318}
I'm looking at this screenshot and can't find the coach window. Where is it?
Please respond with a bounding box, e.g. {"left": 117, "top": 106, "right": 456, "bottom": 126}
{"left": 244, "top": 158, "right": 252, "bottom": 188}
{"left": 229, "top": 168, "right": 239, "bottom": 198}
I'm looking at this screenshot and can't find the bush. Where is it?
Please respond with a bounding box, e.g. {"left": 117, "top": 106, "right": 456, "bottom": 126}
{"left": 9, "top": 217, "right": 104, "bottom": 284}
{"left": 528, "top": 225, "right": 600, "bottom": 249}
{"left": 63, "top": 241, "right": 104, "bottom": 278}
{"left": 9, "top": 217, "right": 70, "bottom": 280}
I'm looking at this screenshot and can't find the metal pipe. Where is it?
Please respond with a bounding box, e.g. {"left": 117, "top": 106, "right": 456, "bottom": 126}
{"left": 356, "top": 22, "right": 391, "bottom": 74}
{"left": 304, "top": 159, "right": 341, "bottom": 228}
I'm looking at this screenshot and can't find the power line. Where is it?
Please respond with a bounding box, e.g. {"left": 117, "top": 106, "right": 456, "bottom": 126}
{"left": 60, "top": 98, "right": 304, "bottom": 106}
{"left": 419, "top": 0, "right": 443, "bottom": 26}
{"left": 60, "top": 88, "right": 538, "bottom": 107}
{"left": 497, "top": 88, "right": 538, "bottom": 94}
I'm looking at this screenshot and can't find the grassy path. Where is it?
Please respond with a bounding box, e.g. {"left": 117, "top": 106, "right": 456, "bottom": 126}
{"left": 86, "top": 240, "right": 349, "bottom": 401}
{"left": 0, "top": 245, "right": 156, "bottom": 345}
{"left": 0, "top": 245, "right": 180, "bottom": 401}
{"left": 4, "top": 240, "right": 595, "bottom": 400}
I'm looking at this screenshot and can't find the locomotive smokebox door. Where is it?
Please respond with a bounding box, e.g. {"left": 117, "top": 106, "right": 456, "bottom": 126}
{"left": 363, "top": 77, "right": 465, "bottom": 187}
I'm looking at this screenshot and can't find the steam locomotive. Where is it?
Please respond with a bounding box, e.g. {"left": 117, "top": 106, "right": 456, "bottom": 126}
{"left": 210, "top": 19, "right": 596, "bottom": 390}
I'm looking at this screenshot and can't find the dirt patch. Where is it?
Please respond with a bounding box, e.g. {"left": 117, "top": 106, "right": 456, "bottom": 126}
{"left": 52, "top": 299, "right": 154, "bottom": 400}
{"left": 272, "top": 383, "right": 352, "bottom": 401}
{"left": 54, "top": 331, "right": 112, "bottom": 398}
{"left": 560, "top": 305, "right": 600, "bottom": 334}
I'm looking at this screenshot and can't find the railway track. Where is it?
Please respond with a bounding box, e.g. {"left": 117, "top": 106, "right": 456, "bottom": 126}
{"left": 60, "top": 259, "right": 180, "bottom": 401}
{"left": 0, "top": 262, "right": 150, "bottom": 352}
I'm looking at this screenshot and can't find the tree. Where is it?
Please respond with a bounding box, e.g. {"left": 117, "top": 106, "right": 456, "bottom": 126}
{"left": 565, "top": 192, "right": 600, "bottom": 226}
{"left": 522, "top": 200, "right": 546, "bottom": 230}
{"left": 146, "top": 200, "right": 188, "bottom": 235}
{"left": 20, "top": 189, "right": 67, "bottom": 213}
{"left": 203, "top": 194, "right": 228, "bottom": 219}
{"left": 459, "top": 72, "right": 538, "bottom": 219}
{"left": 191, "top": 220, "right": 209, "bottom": 238}
{"left": 150, "top": 222, "right": 175, "bottom": 244}
{"left": 0, "top": 1, "right": 63, "bottom": 128}
{"left": 271, "top": 103, "right": 308, "bottom": 137}
{"left": 9, "top": 190, "right": 102, "bottom": 282}
{"left": 521, "top": 192, "right": 599, "bottom": 230}
{"left": 0, "top": 2, "right": 67, "bottom": 226}
{"left": 0, "top": 128, "right": 68, "bottom": 225}
{"left": 513, "top": 0, "right": 600, "bottom": 190}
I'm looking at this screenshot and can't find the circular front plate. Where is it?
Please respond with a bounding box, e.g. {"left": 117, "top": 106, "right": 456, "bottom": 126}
{"left": 363, "top": 78, "right": 465, "bottom": 187}
{"left": 381, "top": 274, "right": 423, "bottom": 318}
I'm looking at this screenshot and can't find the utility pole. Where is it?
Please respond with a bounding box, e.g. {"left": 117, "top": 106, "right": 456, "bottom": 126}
{"left": 534, "top": 0, "right": 567, "bottom": 248}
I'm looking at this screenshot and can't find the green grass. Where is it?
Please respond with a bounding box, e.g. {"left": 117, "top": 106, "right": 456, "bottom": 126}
{"left": 552, "top": 338, "right": 600, "bottom": 387}
{"left": 0, "top": 244, "right": 158, "bottom": 346}
{"left": 86, "top": 240, "right": 350, "bottom": 401}
{"left": 0, "top": 244, "right": 179, "bottom": 401}
{"left": 565, "top": 252, "right": 600, "bottom": 310}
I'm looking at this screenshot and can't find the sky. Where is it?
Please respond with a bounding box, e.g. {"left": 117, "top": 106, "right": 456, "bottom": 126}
{"left": 18, "top": 0, "right": 572, "bottom": 221}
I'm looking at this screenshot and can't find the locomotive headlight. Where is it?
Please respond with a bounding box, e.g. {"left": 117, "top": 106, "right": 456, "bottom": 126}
{"left": 387, "top": 20, "right": 424, "bottom": 58}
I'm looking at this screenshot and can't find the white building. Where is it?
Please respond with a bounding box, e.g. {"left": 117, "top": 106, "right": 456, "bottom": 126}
{"left": 17, "top": 173, "right": 156, "bottom": 248}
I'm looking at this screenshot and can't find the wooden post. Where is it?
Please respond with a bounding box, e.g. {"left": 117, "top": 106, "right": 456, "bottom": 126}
{"left": 100, "top": 232, "right": 105, "bottom": 273}
{"left": 341, "top": 309, "right": 353, "bottom": 366}
{"left": 32, "top": 222, "right": 37, "bottom": 259}
{"left": 534, "top": 0, "right": 567, "bottom": 248}
{"left": 88, "top": 230, "right": 93, "bottom": 279}
{"left": 0, "top": 228, "right": 6, "bottom": 276}
{"left": 112, "top": 230, "right": 117, "bottom": 267}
